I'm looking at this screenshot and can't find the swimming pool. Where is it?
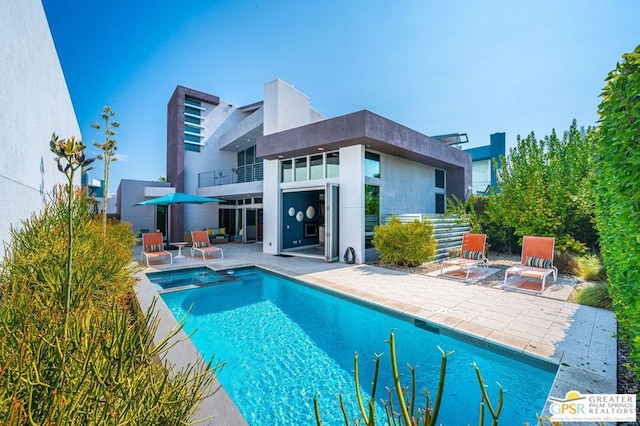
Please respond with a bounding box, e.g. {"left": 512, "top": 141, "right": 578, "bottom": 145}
{"left": 156, "top": 267, "right": 556, "bottom": 425}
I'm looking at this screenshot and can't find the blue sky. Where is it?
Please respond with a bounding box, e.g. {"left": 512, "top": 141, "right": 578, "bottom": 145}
{"left": 42, "top": 0, "right": 640, "bottom": 193}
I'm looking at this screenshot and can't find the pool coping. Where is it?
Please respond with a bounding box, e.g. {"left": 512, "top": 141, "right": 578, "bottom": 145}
{"left": 134, "top": 261, "right": 617, "bottom": 425}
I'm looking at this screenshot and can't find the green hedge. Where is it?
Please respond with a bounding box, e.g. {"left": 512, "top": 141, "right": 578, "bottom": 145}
{"left": 594, "top": 45, "right": 640, "bottom": 373}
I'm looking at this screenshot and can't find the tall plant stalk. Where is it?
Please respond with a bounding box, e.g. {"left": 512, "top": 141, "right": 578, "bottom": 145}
{"left": 92, "top": 106, "right": 119, "bottom": 236}
{"left": 50, "top": 133, "right": 94, "bottom": 337}
{"left": 314, "top": 331, "right": 503, "bottom": 425}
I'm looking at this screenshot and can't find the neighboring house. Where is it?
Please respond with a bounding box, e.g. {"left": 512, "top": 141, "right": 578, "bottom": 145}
{"left": 465, "top": 132, "right": 506, "bottom": 194}
{"left": 157, "top": 79, "right": 471, "bottom": 264}
{"left": 82, "top": 175, "right": 117, "bottom": 216}
{"left": 0, "top": 0, "right": 81, "bottom": 258}
{"left": 117, "top": 179, "right": 174, "bottom": 235}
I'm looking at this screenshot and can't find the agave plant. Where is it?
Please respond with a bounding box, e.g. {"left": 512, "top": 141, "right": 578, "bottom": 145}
{"left": 92, "top": 105, "right": 119, "bottom": 235}
{"left": 49, "top": 133, "right": 95, "bottom": 339}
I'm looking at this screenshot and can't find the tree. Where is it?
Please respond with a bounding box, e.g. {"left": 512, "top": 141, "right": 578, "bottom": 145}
{"left": 92, "top": 106, "right": 119, "bottom": 236}
{"left": 594, "top": 44, "right": 640, "bottom": 373}
{"left": 492, "top": 120, "right": 596, "bottom": 252}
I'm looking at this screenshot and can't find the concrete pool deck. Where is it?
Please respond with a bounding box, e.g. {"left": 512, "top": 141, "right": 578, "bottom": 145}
{"left": 134, "top": 242, "right": 617, "bottom": 425}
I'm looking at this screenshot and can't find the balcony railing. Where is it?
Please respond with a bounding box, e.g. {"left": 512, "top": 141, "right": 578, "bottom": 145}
{"left": 198, "top": 162, "right": 264, "bottom": 187}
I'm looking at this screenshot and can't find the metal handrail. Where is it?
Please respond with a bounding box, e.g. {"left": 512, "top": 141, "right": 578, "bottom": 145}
{"left": 198, "top": 162, "right": 264, "bottom": 187}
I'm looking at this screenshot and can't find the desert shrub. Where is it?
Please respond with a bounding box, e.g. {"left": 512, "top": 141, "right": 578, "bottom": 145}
{"left": 0, "top": 187, "right": 218, "bottom": 424}
{"left": 575, "top": 283, "right": 612, "bottom": 310}
{"left": 594, "top": 44, "right": 640, "bottom": 373}
{"left": 576, "top": 254, "right": 606, "bottom": 282}
{"left": 373, "top": 216, "right": 436, "bottom": 267}
{"left": 553, "top": 250, "right": 580, "bottom": 276}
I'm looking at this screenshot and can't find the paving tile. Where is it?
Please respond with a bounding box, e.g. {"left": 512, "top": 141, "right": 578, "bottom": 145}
{"left": 472, "top": 315, "right": 510, "bottom": 331}
{"left": 524, "top": 341, "right": 560, "bottom": 362}
{"left": 503, "top": 324, "right": 548, "bottom": 340}
{"left": 486, "top": 329, "right": 530, "bottom": 352}
{"left": 545, "top": 324, "right": 570, "bottom": 338}
{"left": 454, "top": 320, "right": 493, "bottom": 339}
{"left": 477, "top": 309, "right": 517, "bottom": 324}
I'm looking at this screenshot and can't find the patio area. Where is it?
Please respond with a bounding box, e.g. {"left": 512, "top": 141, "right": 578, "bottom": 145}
{"left": 133, "top": 242, "right": 617, "bottom": 424}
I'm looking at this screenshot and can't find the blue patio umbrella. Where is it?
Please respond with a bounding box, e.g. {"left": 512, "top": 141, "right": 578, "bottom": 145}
{"left": 134, "top": 192, "right": 223, "bottom": 206}
{"left": 134, "top": 192, "right": 223, "bottom": 242}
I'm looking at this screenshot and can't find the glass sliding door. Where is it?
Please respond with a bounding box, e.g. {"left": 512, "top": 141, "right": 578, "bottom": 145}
{"left": 325, "top": 182, "right": 339, "bottom": 262}
{"left": 243, "top": 208, "right": 258, "bottom": 243}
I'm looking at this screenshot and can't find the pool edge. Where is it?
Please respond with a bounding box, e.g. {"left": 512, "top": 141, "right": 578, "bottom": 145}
{"left": 133, "top": 269, "right": 248, "bottom": 426}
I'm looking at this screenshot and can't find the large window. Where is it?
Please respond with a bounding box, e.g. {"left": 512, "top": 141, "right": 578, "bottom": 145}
{"left": 435, "top": 193, "right": 445, "bottom": 214}
{"left": 310, "top": 155, "right": 323, "bottom": 180}
{"left": 435, "top": 169, "right": 446, "bottom": 213}
{"left": 280, "top": 152, "right": 340, "bottom": 182}
{"left": 295, "top": 157, "right": 308, "bottom": 181}
{"left": 365, "top": 184, "right": 380, "bottom": 249}
{"left": 184, "top": 97, "right": 204, "bottom": 152}
{"left": 281, "top": 160, "right": 293, "bottom": 182}
{"left": 365, "top": 151, "right": 381, "bottom": 178}
{"left": 472, "top": 160, "right": 491, "bottom": 193}
{"left": 326, "top": 152, "right": 339, "bottom": 178}
{"left": 236, "top": 146, "right": 262, "bottom": 183}
{"left": 435, "top": 169, "right": 445, "bottom": 189}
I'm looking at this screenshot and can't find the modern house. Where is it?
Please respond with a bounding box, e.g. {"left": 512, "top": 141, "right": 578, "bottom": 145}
{"left": 135, "top": 79, "right": 471, "bottom": 264}
{"left": 0, "top": 0, "right": 81, "bottom": 258}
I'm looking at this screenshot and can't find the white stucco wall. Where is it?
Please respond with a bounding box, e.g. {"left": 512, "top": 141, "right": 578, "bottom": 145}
{"left": 262, "top": 159, "right": 280, "bottom": 254}
{"left": 0, "top": 0, "right": 80, "bottom": 257}
{"left": 338, "top": 145, "right": 365, "bottom": 263}
{"left": 263, "top": 79, "right": 313, "bottom": 135}
{"left": 117, "top": 179, "right": 173, "bottom": 234}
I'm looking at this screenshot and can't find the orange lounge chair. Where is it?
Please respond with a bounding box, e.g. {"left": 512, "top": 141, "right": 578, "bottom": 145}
{"left": 502, "top": 236, "right": 558, "bottom": 294}
{"left": 191, "top": 230, "right": 224, "bottom": 260}
{"left": 141, "top": 232, "right": 173, "bottom": 267}
{"left": 440, "top": 233, "right": 489, "bottom": 278}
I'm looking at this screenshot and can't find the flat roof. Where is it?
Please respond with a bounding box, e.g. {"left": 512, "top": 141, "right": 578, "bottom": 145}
{"left": 256, "top": 110, "right": 470, "bottom": 170}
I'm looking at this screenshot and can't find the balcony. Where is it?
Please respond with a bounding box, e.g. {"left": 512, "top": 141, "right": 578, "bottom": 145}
{"left": 198, "top": 162, "right": 264, "bottom": 188}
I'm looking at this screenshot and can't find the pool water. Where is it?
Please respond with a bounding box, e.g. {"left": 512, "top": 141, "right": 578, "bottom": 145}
{"left": 159, "top": 268, "right": 556, "bottom": 425}
{"left": 146, "top": 267, "right": 233, "bottom": 291}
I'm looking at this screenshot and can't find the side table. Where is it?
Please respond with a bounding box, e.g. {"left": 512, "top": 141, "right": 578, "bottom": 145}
{"left": 171, "top": 242, "right": 189, "bottom": 259}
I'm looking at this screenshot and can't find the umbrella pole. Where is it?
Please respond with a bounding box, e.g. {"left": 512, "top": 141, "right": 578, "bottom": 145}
{"left": 167, "top": 204, "right": 171, "bottom": 246}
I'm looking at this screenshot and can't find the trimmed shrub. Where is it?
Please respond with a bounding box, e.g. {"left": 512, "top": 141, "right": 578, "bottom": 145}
{"left": 575, "top": 283, "right": 612, "bottom": 310}
{"left": 373, "top": 216, "right": 436, "bottom": 267}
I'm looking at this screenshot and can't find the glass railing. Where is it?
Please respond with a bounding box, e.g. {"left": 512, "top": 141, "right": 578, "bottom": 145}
{"left": 198, "top": 162, "right": 264, "bottom": 187}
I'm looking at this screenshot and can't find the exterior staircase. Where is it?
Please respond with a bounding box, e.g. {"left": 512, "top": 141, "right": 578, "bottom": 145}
{"left": 381, "top": 214, "right": 470, "bottom": 260}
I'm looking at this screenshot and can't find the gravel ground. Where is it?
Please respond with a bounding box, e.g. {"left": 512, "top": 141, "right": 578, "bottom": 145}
{"left": 371, "top": 252, "right": 640, "bottom": 421}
